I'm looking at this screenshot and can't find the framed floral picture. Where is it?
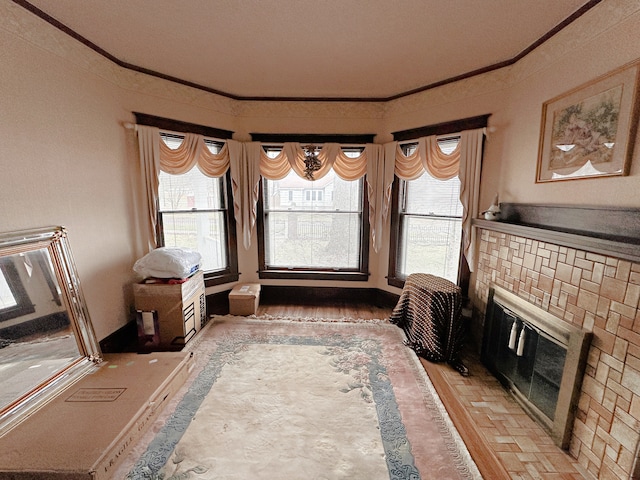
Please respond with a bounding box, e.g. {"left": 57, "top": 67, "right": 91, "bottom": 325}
{"left": 536, "top": 62, "right": 640, "bottom": 182}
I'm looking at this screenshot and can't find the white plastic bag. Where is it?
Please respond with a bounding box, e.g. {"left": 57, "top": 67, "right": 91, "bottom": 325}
{"left": 133, "top": 247, "right": 201, "bottom": 279}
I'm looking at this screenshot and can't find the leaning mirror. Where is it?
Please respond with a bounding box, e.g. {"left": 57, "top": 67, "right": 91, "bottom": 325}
{"left": 0, "top": 226, "right": 101, "bottom": 435}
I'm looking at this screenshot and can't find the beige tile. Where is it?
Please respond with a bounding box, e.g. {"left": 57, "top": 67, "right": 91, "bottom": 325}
{"left": 541, "top": 266, "right": 555, "bottom": 278}
{"left": 624, "top": 283, "right": 640, "bottom": 309}
{"left": 579, "top": 278, "right": 600, "bottom": 294}
{"left": 597, "top": 297, "right": 611, "bottom": 318}
{"left": 617, "top": 261, "right": 632, "bottom": 282}
{"left": 612, "top": 337, "right": 629, "bottom": 363}
{"left": 592, "top": 262, "right": 605, "bottom": 284}
{"left": 575, "top": 258, "right": 594, "bottom": 272}
{"left": 621, "top": 365, "right": 640, "bottom": 397}
{"left": 534, "top": 256, "right": 543, "bottom": 272}
{"left": 610, "top": 301, "right": 636, "bottom": 320}
{"left": 541, "top": 452, "right": 582, "bottom": 473}
{"left": 581, "top": 374, "right": 606, "bottom": 403}
{"left": 609, "top": 416, "right": 638, "bottom": 451}
{"left": 601, "top": 276, "right": 627, "bottom": 303}
{"left": 514, "top": 435, "right": 541, "bottom": 452}
{"left": 571, "top": 267, "right": 583, "bottom": 286}
{"left": 523, "top": 253, "right": 536, "bottom": 270}
{"left": 577, "top": 289, "right": 599, "bottom": 313}
{"left": 538, "top": 248, "right": 551, "bottom": 259}
{"left": 497, "top": 451, "right": 526, "bottom": 471}
{"left": 604, "top": 265, "right": 617, "bottom": 278}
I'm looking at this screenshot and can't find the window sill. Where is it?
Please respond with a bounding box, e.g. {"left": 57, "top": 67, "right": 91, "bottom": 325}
{"left": 204, "top": 271, "right": 240, "bottom": 287}
{"left": 387, "top": 276, "right": 406, "bottom": 289}
{"left": 258, "top": 270, "right": 369, "bottom": 282}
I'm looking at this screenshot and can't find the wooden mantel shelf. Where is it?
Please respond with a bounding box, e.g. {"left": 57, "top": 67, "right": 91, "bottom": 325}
{"left": 473, "top": 203, "right": 640, "bottom": 264}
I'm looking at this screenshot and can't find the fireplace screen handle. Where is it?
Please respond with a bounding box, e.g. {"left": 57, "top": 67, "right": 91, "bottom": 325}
{"left": 508, "top": 319, "right": 518, "bottom": 350}
{"left": 505, "top": 312, "right": 528, "bottom": 357}
{"left": 516, "top": 326, "right": 526, "bottom": 357}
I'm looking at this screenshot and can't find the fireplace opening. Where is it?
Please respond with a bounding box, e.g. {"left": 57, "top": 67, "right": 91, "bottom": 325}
{"left": 481, "top": 286, "right": 592, "bottom": 449}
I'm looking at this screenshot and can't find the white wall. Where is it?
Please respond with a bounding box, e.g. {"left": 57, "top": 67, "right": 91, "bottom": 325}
{"left": 0, "top": 5, "right": 139, "bottom": 339}
{"left": 1, "top": 0, "right": 639, "bottom": 339}
{"left": 489, "top": 1, "right": 640, "bottom": 209}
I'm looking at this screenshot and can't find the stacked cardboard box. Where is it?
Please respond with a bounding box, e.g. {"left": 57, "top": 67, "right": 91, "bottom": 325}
{"left": 0, "top": 351, "right": 192, "bottom": 479}
{"left": 133, "top": 270, "right": 206, "bottom": 350}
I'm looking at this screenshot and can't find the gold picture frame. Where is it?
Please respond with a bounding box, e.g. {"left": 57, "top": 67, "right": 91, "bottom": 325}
{"left": 536, "top": 62, "right": 640, "bottom": 182}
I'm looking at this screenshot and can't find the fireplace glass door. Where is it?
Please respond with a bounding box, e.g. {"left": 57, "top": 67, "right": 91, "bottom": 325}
{"left": 482, "top": 286, "right": 591, "bottom": 449}
{"left": 484, "top": 300, "right": 567, "bottom": 421}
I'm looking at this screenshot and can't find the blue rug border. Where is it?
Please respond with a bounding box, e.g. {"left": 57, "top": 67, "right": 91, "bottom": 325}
{"left": 126, "top": 331, "right": 420, "bottom": 480}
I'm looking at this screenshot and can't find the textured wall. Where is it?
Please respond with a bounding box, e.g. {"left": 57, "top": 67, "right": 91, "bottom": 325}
{"left": 2, "top": 0, "right": 640, "bottom": 340}
{"left": 474, "top": 228, "right": 640, "bottom": 479}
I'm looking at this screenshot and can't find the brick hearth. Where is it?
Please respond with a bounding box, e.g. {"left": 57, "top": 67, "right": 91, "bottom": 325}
{"left": 473, "top": 228, "right": 640, "bottom": 480}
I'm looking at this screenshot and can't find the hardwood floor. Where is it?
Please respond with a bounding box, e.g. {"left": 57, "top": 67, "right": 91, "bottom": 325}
{"left": 252, "top": 303, "right": 586, "bottom": 480}
{"left": 256, "top": 302, "right": 393, "bottom": 320}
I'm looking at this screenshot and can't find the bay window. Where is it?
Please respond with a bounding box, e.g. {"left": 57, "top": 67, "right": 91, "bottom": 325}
{"left": 257, "top": 147, "right": 369, "bottom": 281}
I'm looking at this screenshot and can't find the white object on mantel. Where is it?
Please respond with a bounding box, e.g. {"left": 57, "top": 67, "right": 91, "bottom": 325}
{"left": 482, "top": 193, "right": 501, "bottom": 221}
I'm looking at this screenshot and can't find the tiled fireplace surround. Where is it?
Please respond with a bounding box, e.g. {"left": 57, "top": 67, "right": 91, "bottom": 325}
{"left": 473, "top": 225, "right": 640, "bottom": 480}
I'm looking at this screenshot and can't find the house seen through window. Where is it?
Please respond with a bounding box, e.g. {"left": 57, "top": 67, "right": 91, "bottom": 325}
{"left": 258, "top": 147, "right": 368, "bottom": 279}
{"left": 389, "top": 137, "right": 463, "bottom": 285}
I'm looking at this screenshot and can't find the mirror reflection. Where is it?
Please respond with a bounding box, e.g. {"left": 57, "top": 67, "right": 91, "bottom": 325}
{"left": 0, "top": 227, "right": 101, "bottom": 434}
{"left": 0, "top": 248, "right": 80, "bottom": 411}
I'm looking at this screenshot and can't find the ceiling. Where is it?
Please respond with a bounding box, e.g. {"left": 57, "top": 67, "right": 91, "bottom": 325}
{"left": 22, "top": 0, "right": 596, "bottom": 101}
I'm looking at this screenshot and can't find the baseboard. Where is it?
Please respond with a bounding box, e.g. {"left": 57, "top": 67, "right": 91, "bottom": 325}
{"left": 258, "top": 285, "right": 399, "bottom": 309}
{"left": 205, "top": 286, "right": 399, "bottom": 312}
{"left": 99, "top": 319, "right": 138, "bottom": 353}
{"left": 206, "top": 289, "right": 231, "bottom": 315}
{"left": 373, "top": 288, "right": 401, "bottom": 309}
{"left": 103, "top": 287, "right": 400, "bottom": 352}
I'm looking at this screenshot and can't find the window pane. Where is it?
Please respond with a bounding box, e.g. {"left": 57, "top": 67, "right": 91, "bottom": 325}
{"left": 265, "top": 170, "right": 360, "bottom": 212}
{"left": 0, "top": 272, "right": 17, "bottom": 309}
{"left": 265, "top": 212, "right": 360, "bottom": 268}
{"left": 158, "top": 170, "right": 224, "bottom": 211}
{"left": 161, "top": 212, "right": 227, "bottom": 271}
{"left": 405, "top": 172, "right": 463, "bottom": 217}
{"left": 437, "top": 137, "right": 459, "bottom": 155}
{"left": 402, "top": 137, "right": 459, "bottom": 156}
{"left": 400, "top": 216, "right": 462, "bottom": 282}
{"left": 263, "top": 168, "right": 363, "bottom": 270}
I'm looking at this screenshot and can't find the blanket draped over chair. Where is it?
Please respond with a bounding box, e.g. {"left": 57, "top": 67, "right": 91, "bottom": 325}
{"left": 390, "top": 273, "right": 468, "bottom": 375}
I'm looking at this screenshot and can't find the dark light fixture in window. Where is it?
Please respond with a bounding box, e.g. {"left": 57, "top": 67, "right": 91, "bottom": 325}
{"left": 303, "top": 145, "right": 322, "bottom": 180}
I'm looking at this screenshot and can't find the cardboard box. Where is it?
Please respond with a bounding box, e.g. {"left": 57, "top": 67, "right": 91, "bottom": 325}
{"left": 229, "top": 283, "right": 261, "bottom": 315}
{"left": 0, "top": 351, "right": 193, "bottom": 480}
{"left": 133, "top": 270, "right": 206, "bottom": 350}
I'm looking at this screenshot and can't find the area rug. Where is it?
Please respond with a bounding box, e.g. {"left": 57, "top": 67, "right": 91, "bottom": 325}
{"left": 119, "top": 316, "right": 481, "bottom": 480}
